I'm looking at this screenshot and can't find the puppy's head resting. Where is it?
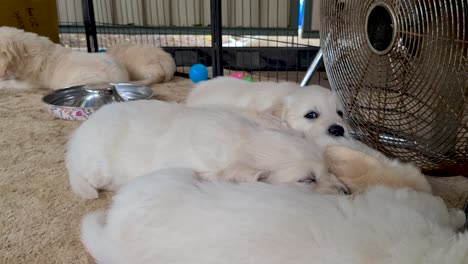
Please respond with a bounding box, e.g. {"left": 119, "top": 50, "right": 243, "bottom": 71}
{"left": 268, "top": 85, "right": 349, "bottom": 141}
{"left": 325, "top": 145, "right": 432, "bottom": 194}
{"left": 215, "top": 163, "right": 349, "bottom": 195}
{"left": 238, "top": 129, "right": 350, "bottom": 195}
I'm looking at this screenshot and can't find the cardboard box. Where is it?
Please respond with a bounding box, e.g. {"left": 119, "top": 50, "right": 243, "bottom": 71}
{"left": 0, "top": 0, "right": 60, "bottom": 43}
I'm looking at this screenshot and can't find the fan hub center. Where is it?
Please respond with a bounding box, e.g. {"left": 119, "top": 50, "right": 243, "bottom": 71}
{"left": 366, "top": 2, "right": 397, "bottom": 55}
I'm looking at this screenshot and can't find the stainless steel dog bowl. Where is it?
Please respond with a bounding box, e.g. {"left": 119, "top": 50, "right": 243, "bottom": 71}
{"left": 42, "top": 83, "right": 153, "bottom": 121}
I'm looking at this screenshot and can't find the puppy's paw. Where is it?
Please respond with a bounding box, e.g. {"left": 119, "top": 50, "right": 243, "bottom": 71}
{"left": 325, "top": 145, "right": 386, "bottom": 194}
{"left": 325, "top": 145, "right": 371, "bottom": 178}
{"left": 251, "top": 110, "right": 297, "bottom": 134}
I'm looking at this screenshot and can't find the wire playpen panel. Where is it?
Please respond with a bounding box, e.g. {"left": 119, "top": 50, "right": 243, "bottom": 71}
{"left": 56, "top": 0, "right": 324, "bottom": 83}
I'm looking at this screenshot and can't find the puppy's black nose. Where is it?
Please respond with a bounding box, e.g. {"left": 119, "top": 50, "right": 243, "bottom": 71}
{"left": 328, "top": 124, "right": 345, "bottom": 137}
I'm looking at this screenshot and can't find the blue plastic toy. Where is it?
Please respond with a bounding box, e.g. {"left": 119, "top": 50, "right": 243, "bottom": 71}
{"left": 189, "top": 64, "right": 209, "bottom": 83}
{"left": 97, "top": 49, "right": 107, "bottom": 53}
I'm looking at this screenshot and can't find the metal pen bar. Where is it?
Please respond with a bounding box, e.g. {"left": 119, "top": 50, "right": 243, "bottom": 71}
{"left": 210, "top": 0, "right": 223, "bottom": 77}
{"left": 300, "top": 48, "right": 323, "bottom": 86}
{"left": 82, "top": 0, "right": 98, "bottom": 52}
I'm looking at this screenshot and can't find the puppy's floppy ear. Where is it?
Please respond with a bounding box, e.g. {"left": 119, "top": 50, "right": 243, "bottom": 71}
{"left": 268, "top": 100, "right": 286, "bottom": 119}
{"left": 1, "top": 39, "right": 25, "bottom": 62}
{"left": 0, "top": 39, "right": 25, "bottom": 75}
{"left": 259, "top": 100, "right": 290, "bottom": 130}
{"left": 0, "top": 53, "right": 9, "bottom": 78}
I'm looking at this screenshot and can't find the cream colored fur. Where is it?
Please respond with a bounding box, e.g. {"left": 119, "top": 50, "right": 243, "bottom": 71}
{"left": 0, "top": 27, "right": 129, "bottom": 90}
{"left": 325, "top": 145, "right": 432, "bottom": 194}
{"left": 107, "top": 43, "right": 176, "bottom": 86}
{"left": 66, "top": 99, "right": 348, "bottom": 199}
{"left": 185, "top": 77, "right": 431, "bottom": 194}
{"left": 80, "top": 168, "right": 467, "bottom": 264}
{"left": 186, "top": 77, "right": 349, "bottom": 140}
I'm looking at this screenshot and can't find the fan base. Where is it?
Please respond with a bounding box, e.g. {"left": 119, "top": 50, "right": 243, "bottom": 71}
{"left": 423, "top": 163, "right": 468, "bottom": 177}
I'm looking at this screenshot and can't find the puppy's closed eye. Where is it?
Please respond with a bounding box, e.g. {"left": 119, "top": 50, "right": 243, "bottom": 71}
{"left": 256, "top": 171, "right": 270, "bottom": 183}
{"left": 297, "top": 174, "right": 317, "bottom": 184}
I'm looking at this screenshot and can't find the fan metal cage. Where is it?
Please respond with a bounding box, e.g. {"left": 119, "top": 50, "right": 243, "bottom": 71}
{"left": 321, "top": 0, "right": 467, "bottom": 175}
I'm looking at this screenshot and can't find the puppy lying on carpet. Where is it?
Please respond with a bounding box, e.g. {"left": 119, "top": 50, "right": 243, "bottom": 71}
{"left": 81, "top": 168, "right": 467, "bottom": 264}
{"left": 0, "top": 27, "right": 129, "bottom": 90}
{"left": 107, "top": 43, "right": 176, "bottom": 86}
{"left": 186, "top": 77, "right": 431, "bottom": 194}
{"left": 186, "top": 77, "right": 381, "bottom": 157}
{"left": 66, "top": 100, "right": 348, "bottom": 199}
{"left": 186, "top": 76, "right": 348, "bottom": 140}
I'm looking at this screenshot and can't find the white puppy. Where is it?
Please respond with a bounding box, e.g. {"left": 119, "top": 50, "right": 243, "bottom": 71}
{"left": 186, "top": 77, "right": 431, "bottom": 194}
{"left": 81, "top": 168, "right": 467, "bottom": 264}
{"left": 186, "top": 77, "right": 348, "bottom": 140}
{"left": 107, "top": 43, "right": 176, "bottom": 86}
{"left": 66, "top": 100, "right": 347, "bottom": 199}
{"left": 0, "top": 27, "right": 129, "bottom": 90}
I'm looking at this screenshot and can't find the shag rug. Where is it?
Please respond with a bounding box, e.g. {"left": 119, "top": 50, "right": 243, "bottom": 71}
{"left": 0, "top": 77, "right": 467, "bottom": 264}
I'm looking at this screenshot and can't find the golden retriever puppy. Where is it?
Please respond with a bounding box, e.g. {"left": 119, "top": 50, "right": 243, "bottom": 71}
{"left": 0, "top": 27, "right": 129, "bottom": 90}
{"left": 186, "top": 77, "right": 348, "bottom": 140}
{"left": 186, "top": 77, "right": 432, "bottom": 194}
{"left": 325, "top": 145, "right": 432, "bottom": 194}
{"left": 80, "top": 168, "right": 467, "bottom": 264}
{"left": 66, "top": 100, "right": 348, "bottom": 199}
{"left": 107, "top": 43, "right": 176, "bottom": 86}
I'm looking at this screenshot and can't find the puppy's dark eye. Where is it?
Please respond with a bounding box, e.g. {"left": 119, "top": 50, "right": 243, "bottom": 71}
{"left": 304, "top": 111, "right": 319, "bottom": 119}
{"left": 337, "top": 110, "right": 344, "bottom": 118}
{"left": 298, "top": 176, "right": 317, "bottom": 184}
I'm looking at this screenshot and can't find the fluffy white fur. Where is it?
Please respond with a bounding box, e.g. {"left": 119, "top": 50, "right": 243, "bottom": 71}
{"left": 325, "top": 145, "right": 432, "bottom": 194}
{"left": 0, "top": 27, "right": 129, "bottom": 90}
{"left": 81, "top": 168, "right": 467, "bottom": 264}
{"left": 66, "top": 99, "right": 348, "bottom": 199}
{"left": 107, "top": 43, "right": 176, "bottom": 86}
{"left": 186, "top": 77, "right": 349, "bottom": 141}
{"left": 185, "top": 77, "right": 431, "bottom": 193}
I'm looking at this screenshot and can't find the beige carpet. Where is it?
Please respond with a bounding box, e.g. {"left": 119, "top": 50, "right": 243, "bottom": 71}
{"left": 0, "top": 77, "right": 467, "bottom": 264}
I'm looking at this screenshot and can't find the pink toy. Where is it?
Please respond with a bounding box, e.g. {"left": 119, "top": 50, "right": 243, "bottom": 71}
{"left": 229, "top": 72, "right": 245, "bottom": 79}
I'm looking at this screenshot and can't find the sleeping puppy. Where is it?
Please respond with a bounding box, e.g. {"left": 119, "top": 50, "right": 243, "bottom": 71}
{"left": 80, "top": 168, "right": 467, "bottom": 264}
{"left": 0, "top": 27, "right": 129, "bottom": 90}
{"left": 186, "top": 77, "right": 431, "bottom": 194}
{"left": 186, "top": 77, "right": 348, "bottom": 141}
{"left": 107, "top": 43, "right": 176, "bottom": 86}
{"left": 65, "top": 100, "right": 348, "bottom": 199}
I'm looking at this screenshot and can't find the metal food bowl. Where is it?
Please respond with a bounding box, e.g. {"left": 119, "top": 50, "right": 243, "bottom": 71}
{"left": 42, "top": 83, "right": 153, "bottom": 121}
